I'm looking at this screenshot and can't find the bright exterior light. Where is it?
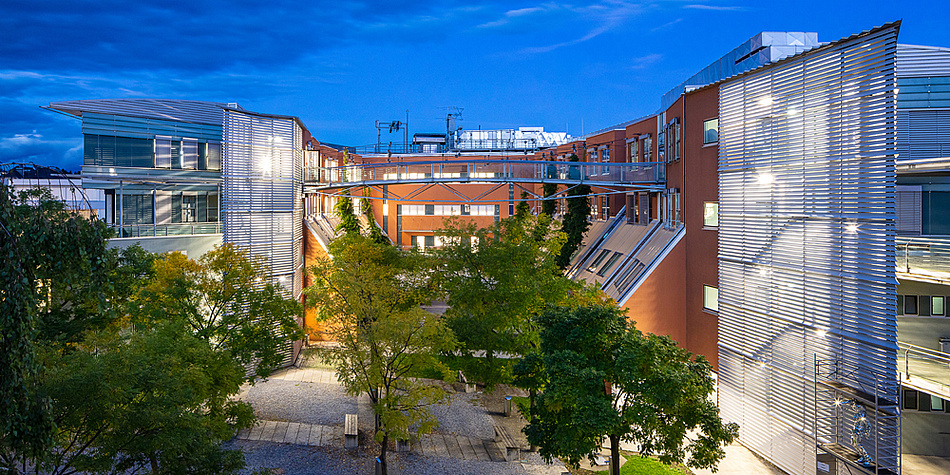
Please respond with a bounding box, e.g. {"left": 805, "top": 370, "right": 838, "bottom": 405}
{"left": 816, "top": 329, "right": 827, "bottom": 337}
{"left": 846, "top": 223, "right": 859, "bottom": 234}
{"left": 757, "top": 173, "right": 774, "bottom": 185}
{"left": 758, "top": 96, "right": 773, "bottom": 107}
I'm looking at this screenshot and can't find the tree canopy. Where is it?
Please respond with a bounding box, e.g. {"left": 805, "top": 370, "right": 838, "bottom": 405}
{"left": 556, "top": 154, "right": 591, "bottom": 269}
{"left": 0, "top": 186, "right": 277, "bottom": 474}
{"left": 306, "top": 234, "right": 455, "bottom": 475}
{"left": 134, "top": 244, "right": 304, "bottom": 380}
{"left": 522, "top": 304, "right": 738, "bottom": 474}
{"left": 434, "top": 214, "right": 569, "bottom": 389}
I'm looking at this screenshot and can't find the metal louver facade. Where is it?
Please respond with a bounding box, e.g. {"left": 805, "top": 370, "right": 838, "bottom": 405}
{"left": 717, "top": 23, "right": 899, "bottom": 475}
{"left": 222, "top": 110, "right": 304, "bottom": 365}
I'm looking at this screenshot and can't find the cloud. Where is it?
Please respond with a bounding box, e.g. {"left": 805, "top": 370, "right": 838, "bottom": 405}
{"left": 0, "top": 0, "right": 477, "bottom": 74}
{"left": 651, "top": 18, "right": 682, "bottom": 32}
{"left": 629, "top": 53, "right": 663, "bottom": 69}
{"left": 477, "top": 5, "right": 548, "bottom": 28}
{"left": 509, "top": 1, "right": 647, "bottom": 55}
{"left": 683, "top": 4, "right": 744, "bottom": 11}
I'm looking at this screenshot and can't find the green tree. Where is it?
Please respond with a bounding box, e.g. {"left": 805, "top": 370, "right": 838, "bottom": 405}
{"left": 334, "top": 195, "right": 361, "bottom": 236}
{"left": 361, "top": 188, "right": 389, "bottom": 245}
{"left": 556, "top": 154, "right": 591, "bottom": 269}
{"left": 37, "top": 322, "right": 253, "bottom": 475}
{"left": 306, "top": 235, "right": 455, "bottom": 475}
{"left": 514, "top": 191, "right": 531, "bottom": 220}
{"left": 435, "top": 215, "right": 569, "bottom": 389}
{"left": 541, "top": 182, "right": 558, "bottom": 216}
{"left": 525, "top": 305, "right": 737, "bottom": 475}
{"left": 0, "top": 185, "right": 118, "bottom": 459}
{"left": 135, "top": 244, "right": 304, "bottom": 380}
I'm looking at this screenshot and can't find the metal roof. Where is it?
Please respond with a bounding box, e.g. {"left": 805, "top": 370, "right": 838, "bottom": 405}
{"left": 46, "top": 98, "right": 238, "bottom": 125}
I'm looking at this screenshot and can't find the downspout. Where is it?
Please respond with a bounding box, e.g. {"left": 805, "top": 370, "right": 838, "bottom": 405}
{"left": 682, "top": 93, "right": 687, "bottom": 228}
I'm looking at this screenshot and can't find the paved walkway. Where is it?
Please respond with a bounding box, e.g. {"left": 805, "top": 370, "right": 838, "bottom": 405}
{"left": 236, "top": 420, "right": 511, "bottom": 463}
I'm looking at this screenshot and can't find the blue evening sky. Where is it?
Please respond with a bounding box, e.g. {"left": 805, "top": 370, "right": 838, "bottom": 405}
{"left": 1, "top": 0, "right": 947, "bottom": 171}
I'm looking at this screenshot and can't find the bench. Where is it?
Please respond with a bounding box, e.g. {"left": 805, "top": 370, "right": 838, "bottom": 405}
{"left": 345, "top": 414, "right": 358, "bottom": 449}
{"left": 493, "top": 422, "right": 520, "bottom": 462}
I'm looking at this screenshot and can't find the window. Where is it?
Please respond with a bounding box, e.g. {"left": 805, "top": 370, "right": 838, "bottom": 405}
{"left": 704, "top": 202, "right": 719, "bottom": 228}
{"left": 904, "top": 295, "right": 919, "bottom": 315}
{"left": 934, "top": 296, "right": 945, "bottom": 316}
{"left": 181, "top": 139, "right": 198, "bottom": 169}
{"left": 206, "top": 142, "right": 221, "bottom": 170}
{"left": 597, "top": 252, "right": 624, "bottom": 277}
{"left": 154, "top": 138, "right": 171, "bottom": 168}
{"left": 627, "top": 140, "right": 639, "bottom": 163}
{"left": 703, "top": 285, "right": 719, "bottom": 312}
{"left": 601, "top": 148, "right": 610, "bottom": 174}
{"left": 181, "top": 194, "right": 197, "bottom": 222}
{"left": 666, "top": 118, "right": 681, "bottom": 161}
{"left": 643, "top": 137, "right": 652, "bottom": 161}
{"left": 920, "top": 296, "right": 933, "bottom": 317}
{"left": 587, "top": 249, "right": 611, "bottom": 272}
{"left": 120, "top": 194, "right": 154, "bottom": 225}
{"left": 207, "top": 193, "right": 219, "bottom": 222}
{"left": 703, "top": 118, "right": 719, "bottom": 144}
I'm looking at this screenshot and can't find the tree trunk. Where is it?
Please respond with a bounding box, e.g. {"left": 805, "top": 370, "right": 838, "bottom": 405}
{"left": 150, "top": 453, "right": 160, "bottom": 474}
{"left": 529, "top": 388, "right": 538, "bottom": 451}
{"left": 379, "top": 433, "right": 389, "bottom": 475}
{"left": 609, "top": 434, "right": 620, "bottom": 475}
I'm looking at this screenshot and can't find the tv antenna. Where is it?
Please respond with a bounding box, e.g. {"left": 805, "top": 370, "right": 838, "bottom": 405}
{"left": 375, "top": 119, "right": 405, "bottom": 153}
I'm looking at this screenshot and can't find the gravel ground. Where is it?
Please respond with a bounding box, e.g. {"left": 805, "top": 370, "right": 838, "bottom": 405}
{"left": 428, "top": 392, "right": 495, "bottom": 439}
{"left": 243, "top": 379, "right": 357, "bottom": 426}
{"left": 227, "top": 439, "right": 565, "bottom": 475}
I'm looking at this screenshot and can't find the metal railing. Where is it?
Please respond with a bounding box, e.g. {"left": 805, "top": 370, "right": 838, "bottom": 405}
{"left": 896, "top": 236, "right": 950, "bottom": 281}
{"left": 898, "top": 341, "right": 950, "bottom": 394}
{"left": 304, "top": 159, "right": 666, "bottom": 188}
{"left": 114, "top": 222, "right": 222, "bottom": 238}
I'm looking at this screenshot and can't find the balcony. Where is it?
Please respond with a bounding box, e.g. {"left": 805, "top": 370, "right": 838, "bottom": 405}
{"left": 114, "top": 223, "right": 222, "bottom": 238}
{"left": 898, "top": 341, "right": 950, "bottom": 401}
{"left": 897, "top": 236, "right": 950, "bottom": 283}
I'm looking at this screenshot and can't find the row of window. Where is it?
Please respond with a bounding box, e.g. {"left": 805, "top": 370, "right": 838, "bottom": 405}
{"left": 898, "top": 294, "right": 947, "bottom": 317}
{"left": 624, "top": 117, "right": 718, "bottom": 163}
{"left": 627, "top": 136, "right": 653, "bottom": 163}
{"left": 585, "top": 249, "right": 624, "bottom": 277}
{"left": 84, "top": 134, "right": 221, "bottom": 170}
{"left": 399, "top": 204, "right": 497, "bottom": 216}
{"left": 115, "top": 192, "right": 219, "bottom": 225}
{"left": 410, "top": 235, "right": 478, "bottom": 250}
{"left": 903, "top": 389, "right": 950, "bottom": 413}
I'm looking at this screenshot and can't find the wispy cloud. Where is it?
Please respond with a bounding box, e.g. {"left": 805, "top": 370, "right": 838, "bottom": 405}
{"left": 477, "top": 5, "right": 549, "bottom": 28}
{"left": 651, "top": 18, "right": 682, "bottom": 32}
{"left": 511, "top": 1, "right": 646, "bottom": 55}
{"left": 683, "top": 4, "right": 744, "bottom": 11}
{"left": 629, "top": 53, "right": 663, "bottom": 69}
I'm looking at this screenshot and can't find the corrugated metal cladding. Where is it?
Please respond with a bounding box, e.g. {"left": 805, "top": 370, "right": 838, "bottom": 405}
{"left": 896, "top": 109, "right": 950, "bottom": 159}
{"left": 50, "top": 98, "right": 232, "bottom": 126}
{"left": 897, "top": 45, "right": 950, "bottom": 78}
{"left": 81, "top": 112, "right": 223, "bottom": 142}
{"left": 222, "top": 110, "right": 303, "bottom": 367}
{"left": 718, "top": 24, "right": 899, "bottom": 475}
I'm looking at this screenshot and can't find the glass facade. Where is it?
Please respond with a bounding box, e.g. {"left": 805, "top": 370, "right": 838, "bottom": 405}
{"left": 84, "top": 135, "right": 154, "bottom": 167}
{"left": 84, "top": 134, "right": 221, "bottom": 170}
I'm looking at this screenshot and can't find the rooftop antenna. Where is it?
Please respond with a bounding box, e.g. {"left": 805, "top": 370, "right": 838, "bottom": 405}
{"left": 443, "top": 106, "right": 463, "bottom": 149}
{"left": 375, "top": 119, "right": 404, "bottom": 153}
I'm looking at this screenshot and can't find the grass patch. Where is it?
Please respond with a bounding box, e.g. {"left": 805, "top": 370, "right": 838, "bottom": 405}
{"left": 620, "top": 453, "right": 690, "bottom": 475}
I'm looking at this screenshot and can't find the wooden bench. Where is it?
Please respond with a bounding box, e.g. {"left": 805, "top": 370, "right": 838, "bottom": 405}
{"left": 344, "top": 414, "right": 358, "bottom": 449}
{"left": 493, "top": 422, "right": 520, "bottom": 462}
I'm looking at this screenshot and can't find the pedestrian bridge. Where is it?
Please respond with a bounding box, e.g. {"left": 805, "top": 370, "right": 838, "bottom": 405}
{"left": 303, "top": 159, "right": 666, "bottom": 194}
